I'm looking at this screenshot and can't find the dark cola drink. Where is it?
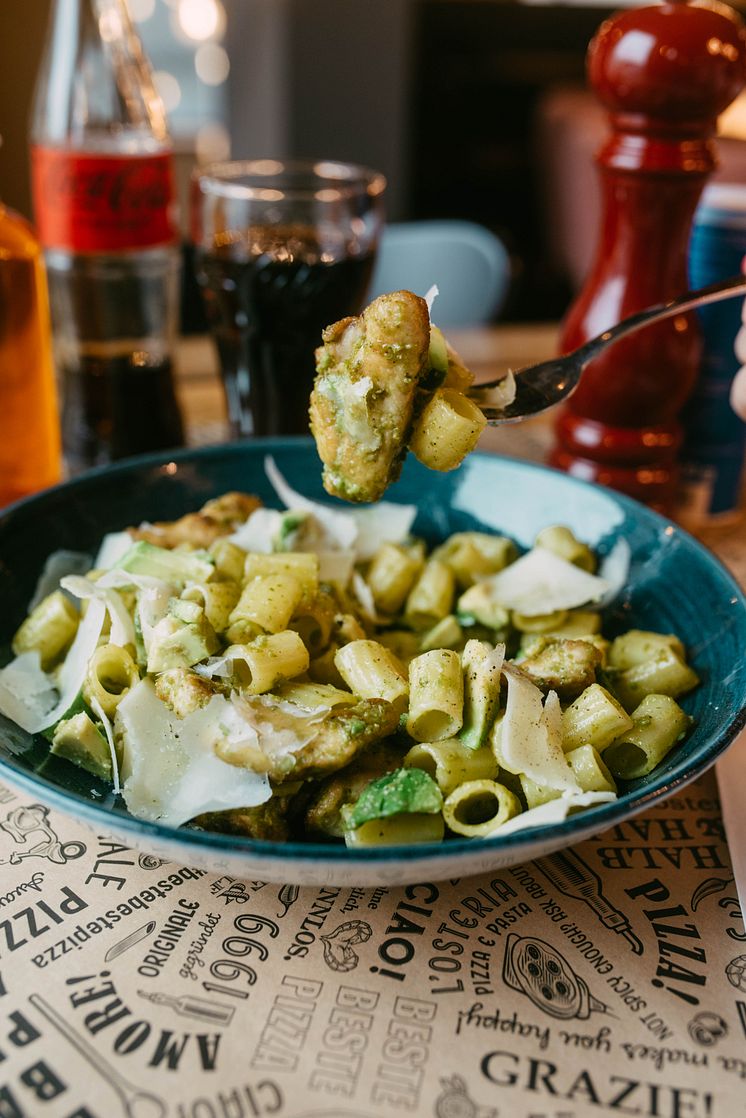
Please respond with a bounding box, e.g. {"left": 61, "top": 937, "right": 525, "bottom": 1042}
{"left": 31, "top": 0, "right": 184, "bottom": 472}
{"left": 197, "top": 227, "right": 376, "bottom": 436}
{"left": 60, "top": 350, "right": 184, "bottom": 473}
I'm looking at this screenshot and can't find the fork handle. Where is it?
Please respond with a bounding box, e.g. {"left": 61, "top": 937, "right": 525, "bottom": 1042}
{"left": 575, "top": 274, "right": 746, "bottom": 372}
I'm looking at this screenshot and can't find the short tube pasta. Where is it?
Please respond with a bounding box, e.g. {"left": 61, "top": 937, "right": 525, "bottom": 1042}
{"left": 407, "top": 649, "right": 464, "bottom": 742}
{"left": 419, "top": 615, "right": 463, "bottom": 653}
{"left": 410, "top": 388, "right": 487, "bottom": 471}
{"left": 609, "top": 629, "right": 686, "bottom": 670}
{"left": 519, "top": 774, "right": 561, "bottom": 810}
{"left": 243, "top": 552, "right": 318, "bottom": 606}
{"left": 83, "top": 644, "right": 140, "bottom": 718}
{"left": 229, "top": 573, "right": 304, "bottom": 635}
{"left": 603, "top": 693, "right": 691, "bottom": 779}
{"left": 432, "top": 532, "right": 517, "bottom": 589}
{"left": 565, "top": 744, "right": 617, "bottom": 794}
{"left": 561, "top": 683, "right": 633, "bottom": 752}
{"left": 345, "top": 813, "right": 445, "bottom": 846}
{"left": 534, "top": 525, "right": 596, "bottom": 572}
{"left": 334, "top": 640, "right": 409, "bottom": 715}
{"left": 613, "top": 648, "right": 699, "bottom": 712}
{"left": 404, "top": 559, "right": 455, "bottom": 631}
{"left": 443, "top": 779, "right": 521, "bottom": 837}
{"left": 512, "top": 609, "right": 568, "bottom": 633}
{"left": 365, "top": 544, "right": 422, "bottom": 615}
{"left": 405, "top": 739, "right": 497, "bottom": 796}
{"left": 208, "top": 539, "right": 246, "bottom": 584}
{"left": 274, "top": 681, "right": 355, "bottom": 710}
{"left": 288, "top": 594, "right": 335, "bottom": 656}
{"left": 228, "top": 631, "right": 310, "bottom": 695}
{"left": 182, "top": 581, "right": 240, "bottom": 634}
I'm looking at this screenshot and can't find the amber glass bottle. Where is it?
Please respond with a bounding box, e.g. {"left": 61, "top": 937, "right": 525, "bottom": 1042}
{"left": 0, "top": 203, "right": 61, "bottom": 506}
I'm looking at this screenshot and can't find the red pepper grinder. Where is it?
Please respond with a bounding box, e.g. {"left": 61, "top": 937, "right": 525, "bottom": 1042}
{"left": 551, "top": 0, "right": 746, "bottom": 509}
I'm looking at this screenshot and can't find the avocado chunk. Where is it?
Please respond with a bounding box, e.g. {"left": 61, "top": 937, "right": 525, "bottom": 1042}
{"left": 116, "top": 540, "right": 214, "bottom": 585}
{"left": 147, "top": 613, "right": 220, "bottom": 674}
{"left": 51, "top": 712, "right": 112, "bottom": 781}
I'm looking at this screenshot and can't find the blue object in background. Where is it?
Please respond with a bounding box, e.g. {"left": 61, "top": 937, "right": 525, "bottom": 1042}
{"left": 685, "top": 184, "right": 746, "bottom": 520}
{"left": 368, "top": 220, "right": 510, "bottom": 327}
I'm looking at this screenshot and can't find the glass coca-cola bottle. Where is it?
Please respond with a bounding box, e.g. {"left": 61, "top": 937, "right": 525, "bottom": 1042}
{"left": 30, "top": 0, "right": 184, "bottom": 473}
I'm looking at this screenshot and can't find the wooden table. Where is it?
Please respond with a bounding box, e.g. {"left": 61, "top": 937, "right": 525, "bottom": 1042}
{"left": 176, "top": 326, "right": 746, "bottom": 586}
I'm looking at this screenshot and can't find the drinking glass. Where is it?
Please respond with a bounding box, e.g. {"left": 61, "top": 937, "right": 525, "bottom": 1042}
{"left": 192, "top": 159, "right": 386, "bottom": 437}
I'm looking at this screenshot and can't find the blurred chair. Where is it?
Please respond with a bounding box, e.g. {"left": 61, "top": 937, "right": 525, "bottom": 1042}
{"left": 368, "top": 220, "right": 510, "bottom": 327}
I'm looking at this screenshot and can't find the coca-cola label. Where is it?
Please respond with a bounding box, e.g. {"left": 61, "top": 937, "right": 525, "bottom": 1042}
{"left": 31, "top": 147, "right": 178, "bottom": 252}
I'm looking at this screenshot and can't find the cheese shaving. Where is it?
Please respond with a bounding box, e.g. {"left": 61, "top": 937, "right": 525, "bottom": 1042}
{"left": 500, "top": 665, "right": 579, "bottom": 792}
{"left": 61, "top": 575, "right": 135, "bottom": 649}
{"left": 29, "top": 597, "right": 107, "bottom": 733}
{"left": 89, "top": 694, "right": 121, "bottom": 795}
{"left": 487, "top": 790, "right": 617, "bottom": 836}
{"left": 482, "top": 548, "right": 610, "bottom": 616}
{"left": 0, "top": 652, "right": 57, "bottom": 733}
{"left": 116, "top": 681, "right": 271, "bottom": 827}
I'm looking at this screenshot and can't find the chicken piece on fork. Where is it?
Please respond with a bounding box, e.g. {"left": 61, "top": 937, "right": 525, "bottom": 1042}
{"left": 310, "top": 290, "right": 431, "bottom": 503}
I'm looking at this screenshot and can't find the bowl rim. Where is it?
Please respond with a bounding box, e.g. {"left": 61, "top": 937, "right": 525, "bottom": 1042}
{"left": 1, "top": 437, "right": 744, "bottom": 865}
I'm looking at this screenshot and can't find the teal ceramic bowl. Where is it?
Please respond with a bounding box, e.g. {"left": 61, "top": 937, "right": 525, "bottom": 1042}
{"left": 0, "top": 440, "right": 744, "bottom": 885}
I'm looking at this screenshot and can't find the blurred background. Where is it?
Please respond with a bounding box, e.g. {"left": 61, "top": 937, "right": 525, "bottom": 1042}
{"left": 4, "top": 0, "right": 746, "bottom": 323}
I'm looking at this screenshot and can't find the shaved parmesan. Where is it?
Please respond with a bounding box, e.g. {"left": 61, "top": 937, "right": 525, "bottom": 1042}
{"left": 265, "top": 456, "right": 358, "bottom": 550}
{"left": 29, "top": 550, "right": 92, "bottom": 611}
{"left": 351, "top": 571, "right": 386, "bottom": 624}
{"left": 89, "top": 695, "right": 121, "bottom": 794}
{"left": 424, "top": 285, "right": 439, "bottom": 314}
{"left": 230, "top": 693, "right": 327, "bottom": 765}
{"left": 317, "top": 551, "right": 355, "bottom": 584}
{"left": 264, "top": 455, "right": 416, "bottom": 561}
{"left": 483, "top": 548, "right": 610, "bottom": 616}
{"left": 500, "top": 665, "right": 579, "bottom": 792}
{"left": 61, "top": 575, "right": 135, "bottom": 649}
{"left": 487, "top": 790, "right": 617, "bottom": 836}
{"left": 489, "top": 369, "right": 516, "bottom": 409}
{"left": 94, "top": 531, "right": 135, "bottom": 571}
{"left": 97, "top": 569, "right": 172, "bottom": 656}
{"left": 27, "top": 597, "right": 107, "bottom": 733}
{"left": 227, "top": 508, "right": 282, "bottom": 553}
{"left": 116, "top": 681, "right": 270, "bottom": 827}
{"left": 0, "top": 653, "right": 57, "bottom": 733}
{"left": 351, "top": 503, "right": 417, "bottom": 561}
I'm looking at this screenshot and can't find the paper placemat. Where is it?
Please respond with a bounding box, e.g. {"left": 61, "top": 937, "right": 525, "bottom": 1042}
{"left": 0, "top": 767, "right": 742, "bottom": 1118}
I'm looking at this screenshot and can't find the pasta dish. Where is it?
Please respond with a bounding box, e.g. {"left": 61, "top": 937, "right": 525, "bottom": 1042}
{"left": 0, "top": 461, "right": 698, "bottom": 847}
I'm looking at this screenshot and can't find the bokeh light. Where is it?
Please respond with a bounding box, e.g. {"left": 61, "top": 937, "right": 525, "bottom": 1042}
{"left": 129, "top": 0, "right": 156, "bottom": 21}
{"left": 195, "top": 122, "right": 231, "bottom": 163}
{"left": 195, "top": 43, "right": 230, "bottom": 85}
{"left": 153, "top": 70, "right": 182, "bottom": 112}
{"left": 177, "top": 0, "right": 224, "bottom": 42}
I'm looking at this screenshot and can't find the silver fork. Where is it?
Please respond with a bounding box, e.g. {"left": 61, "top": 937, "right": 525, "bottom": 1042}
{"left": 468, "top": 273, "right": 746, "bottom": 423}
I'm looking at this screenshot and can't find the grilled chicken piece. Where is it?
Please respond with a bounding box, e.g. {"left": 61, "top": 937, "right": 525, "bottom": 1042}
{"left": 281, "top": 698, "right": 399, "bottom": 782}
{"left": 518, "top": 638, "right": 602, "bottom": 700}
{"left": 155, "top": 668, "right": 223, "bottom": 718}
{"left": 131, "top": 491, "right": 261, "bottom": 549}
{"left": 310, "top": 290, "right": 431, "bottom": 503}
{"left": 193, "top": 797, "right": 290, "bottom": 841}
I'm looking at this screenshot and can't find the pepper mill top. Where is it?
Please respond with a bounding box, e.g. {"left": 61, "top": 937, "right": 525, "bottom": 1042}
{"left": 552, "top": 0, "right": 746, "bottom": 509}
{"left": 591, "top": 1, "right": 746, "bottom": 134}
